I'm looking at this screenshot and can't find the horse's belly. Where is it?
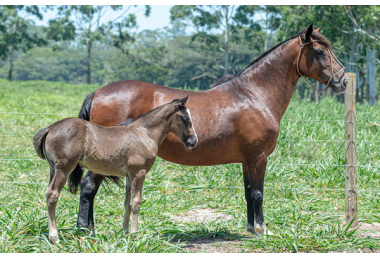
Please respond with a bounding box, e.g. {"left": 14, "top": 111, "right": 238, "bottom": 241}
{"left": 78, "top": 155, "right": 128, "bottom": 177}
{"left": 157, "top": 135, "right": 244, "bottom": 166}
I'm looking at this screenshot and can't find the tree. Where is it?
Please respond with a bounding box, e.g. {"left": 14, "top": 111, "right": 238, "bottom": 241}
{"left": 48, "top": 5, "right": 151, "bottom": 84}
{"left": 170, "top": 5, "right": 261, "bottom": 75}
{"left": 0, "top": 5, "right": 47, "bottom": 80}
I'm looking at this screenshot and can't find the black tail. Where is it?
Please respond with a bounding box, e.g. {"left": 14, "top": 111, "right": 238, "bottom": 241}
{"left": 78, "top": 92, "right": 95, "bottom": 121}
{"left": 71, "top": 91, "right": 123, "bottom": 192}
{"left": 67, "top": 92, "right": 95, "bottom": 194}
{"left": 68, "top": 165, "right": 84, "bottom": 194}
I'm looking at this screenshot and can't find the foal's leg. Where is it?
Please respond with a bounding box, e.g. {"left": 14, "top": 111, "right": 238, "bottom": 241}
{"left": 77, "top": 171, "right": 105, "bottom": 234}
{"left": 130, "top": 169, "right": 147, "bottom": 234}
{"left": 246, "top": 152, "right": 272, "bottom": 235}
{"left": 123, "top": 177, "right": 132, "bottom": 233}
{"left": 46, "top": 167, "right": 69, "bottom": 243}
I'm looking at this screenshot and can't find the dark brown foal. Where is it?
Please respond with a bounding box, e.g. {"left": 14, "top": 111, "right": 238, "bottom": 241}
{"left": 33, "top": 97, "right": 197, "bottom": 243}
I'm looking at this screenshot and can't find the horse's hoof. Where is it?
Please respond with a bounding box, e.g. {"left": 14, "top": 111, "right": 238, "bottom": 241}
{"left": 77, "top": 227, "right": 95, "bottom": 236}
{"left": 246, "top": 223, "right": 256, "bottom": 234}
{"left": 255, "top": 225, "right": 273, "bottom": 236}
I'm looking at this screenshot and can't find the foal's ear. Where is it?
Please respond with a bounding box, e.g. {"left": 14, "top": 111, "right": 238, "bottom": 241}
{"left": 173, "top": 95, "right": 189, "bottom": 110}
{"left": 305, "top": 23, "right": 314, "bottom": 42}
{"left": 315, "top": 25, "right": 322, "bottom": 33}
{"left": 178, "top": 95, "right": 189, "bottom": 107}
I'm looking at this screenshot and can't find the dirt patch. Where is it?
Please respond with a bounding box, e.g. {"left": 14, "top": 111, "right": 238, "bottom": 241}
{"left": 357, "top": 222, "right": 380, "bottom": 238}
{"left": 170, "top": 208, "right": 235, "bottom": 223}
{"left": 169, "top": 208, "right": 249, "bottom": 253}
{"left": 182, "top": 238, "right": 249, "bottom": 253}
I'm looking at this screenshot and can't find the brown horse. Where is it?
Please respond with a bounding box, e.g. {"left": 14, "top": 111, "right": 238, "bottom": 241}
{"left": 33, "top": 97, "right": 197, "bottom": 243}
{"left": 76, "top": 24, "right": 348, "bottom": 235}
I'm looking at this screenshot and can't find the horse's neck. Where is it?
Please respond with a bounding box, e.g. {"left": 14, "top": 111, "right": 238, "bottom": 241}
{"left": 138, "top": 105, "right": 172, "bottom": 144}
{"left": 242, "top": 38, "right": 300, "bottom": 120}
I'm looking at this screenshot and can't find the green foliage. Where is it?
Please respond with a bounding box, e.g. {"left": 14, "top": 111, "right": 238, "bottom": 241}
{"left": 0, "top": 5, "right": 380, "bottom": 102}
{"left": 0, "top": 5, "right": 47, "bottom": 80}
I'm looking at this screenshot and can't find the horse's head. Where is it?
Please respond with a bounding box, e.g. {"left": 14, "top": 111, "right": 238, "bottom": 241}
{"left": 168, "top": 96, "right": 198, "bottom": 149}
{"left": 297, "top": 24, "right": 348, "bottom": 94}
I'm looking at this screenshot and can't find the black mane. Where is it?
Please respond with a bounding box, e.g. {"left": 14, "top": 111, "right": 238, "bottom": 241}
{"left": 122, "top": 98, "right": 181, "bottom": 125}
{"left": 210, "top": 29, "right": 331, "bottom": 88}
{"left": 117, "top": 118, "right": 133, "bottom": 126}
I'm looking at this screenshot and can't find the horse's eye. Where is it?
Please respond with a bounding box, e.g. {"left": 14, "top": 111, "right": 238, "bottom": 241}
{"left": 315, "top": 49, "right": 324, "bottom": 56}
{"left": 181, "top": 116, "right": 189, "bottom": 123}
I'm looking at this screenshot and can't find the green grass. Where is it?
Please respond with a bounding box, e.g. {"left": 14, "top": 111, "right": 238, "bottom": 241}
{"left": 0, "top": 79, "right": 379, "bottom": 252}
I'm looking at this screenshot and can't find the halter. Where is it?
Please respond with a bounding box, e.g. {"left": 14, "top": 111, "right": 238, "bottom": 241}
{"left": 296, "top": 35, "right": 345, "bottom": 96}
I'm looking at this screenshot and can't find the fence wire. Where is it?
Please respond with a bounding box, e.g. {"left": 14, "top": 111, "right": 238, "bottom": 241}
{"left": 0, "top": 110, "right": 379, "bottom": 200}
{"left": 0, "top": 181, "right": 379, "bottom": 193}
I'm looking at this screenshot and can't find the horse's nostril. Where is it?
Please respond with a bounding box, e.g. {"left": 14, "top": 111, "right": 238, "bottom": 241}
{"left": 343, "top": 78, "right": 348, "bottom": 87}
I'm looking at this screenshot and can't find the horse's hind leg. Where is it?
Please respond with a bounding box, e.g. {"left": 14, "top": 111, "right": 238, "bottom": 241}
{"left": 46, "top": 167, "right": 70, "bottom": 243}
{"left": 77, "top": 171, "right": 105, "bottom": 234}
{"left": 123, "top": 177, "right": 132, "bottom": 234}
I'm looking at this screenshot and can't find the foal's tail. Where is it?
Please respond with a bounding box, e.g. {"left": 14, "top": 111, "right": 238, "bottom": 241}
{"left": 33, "top": 128, "right": 50, "bottom": 160}
{"left": 33, "top": 127, "right": 83, "bottom": 194}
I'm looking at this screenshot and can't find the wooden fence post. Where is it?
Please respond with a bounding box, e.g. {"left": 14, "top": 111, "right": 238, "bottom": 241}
{"left": 345, "top": 73, "right": 358, "bottom": 227}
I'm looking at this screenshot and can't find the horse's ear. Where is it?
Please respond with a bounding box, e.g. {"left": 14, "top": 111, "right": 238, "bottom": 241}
{"left": 315, "top": 25, "right": 322, "bottom": 33}
{"left": 305, "top": 24, "right": 313, "bottom": 42}
{"left": 173, "top": 95, "right": 189, "bottom": 109}
{"left": 179, "top": 95, "right": 189, "bottom": 107}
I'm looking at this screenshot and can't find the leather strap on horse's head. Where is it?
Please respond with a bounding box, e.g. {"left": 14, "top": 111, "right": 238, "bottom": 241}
{"left": 296, "top": 35, "right": 345, "bottom": 96}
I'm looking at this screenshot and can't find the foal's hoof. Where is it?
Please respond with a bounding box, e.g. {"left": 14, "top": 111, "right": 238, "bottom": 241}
{"left": 49, "top": 234, "right": 60, "bottom": 244}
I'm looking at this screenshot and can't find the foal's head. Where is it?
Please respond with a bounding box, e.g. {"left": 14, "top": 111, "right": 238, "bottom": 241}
{"left": 168, "top": 96, "right": 198, "bottom": 149}
{"left": 297, "top": 24, "right": 348, "bottom": 94}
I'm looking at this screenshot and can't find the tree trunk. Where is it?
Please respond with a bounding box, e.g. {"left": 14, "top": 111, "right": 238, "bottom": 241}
{"left": 315, "top": 81, "right": 319, "bottom": 103}
{"left": 366, "top": 46, "right": 376, "bottom": 105}
{"left": 8, "top": 43, "right": 15, "bottom": 81}
{"left": 87, "top": 39, "right": 92, "bottom": 84}
{"left": 223, "top": 5, "right": 229, "bottom": 75}
{"left": 87, "top": 10, "right": 93, "bottom": 85}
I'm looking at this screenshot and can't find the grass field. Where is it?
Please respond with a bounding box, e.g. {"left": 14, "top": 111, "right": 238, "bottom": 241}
{"left": 0, "top": 79, "right": 379, "bottom": 253}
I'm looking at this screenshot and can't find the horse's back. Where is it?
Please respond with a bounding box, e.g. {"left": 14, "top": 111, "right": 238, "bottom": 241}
{"left": 41, "top": 118, "right": 87, "bottom": 167}
{"left": 90, "top": 80, "right": 158, "bottom": 126}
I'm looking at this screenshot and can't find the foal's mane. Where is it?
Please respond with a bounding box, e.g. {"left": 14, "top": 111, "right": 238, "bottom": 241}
{"left": 121, "top": 98, "right": 182, "bottom": 125}
{"left": 210, "top": 29, "right": 332, "bottom": 88}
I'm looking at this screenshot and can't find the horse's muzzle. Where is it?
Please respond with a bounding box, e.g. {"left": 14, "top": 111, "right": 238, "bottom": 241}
{"left": 330, "top": 72, "right": 348, "bottom": 94}
{"left": 185, "top": 135, "right": 198, "bottom": 149}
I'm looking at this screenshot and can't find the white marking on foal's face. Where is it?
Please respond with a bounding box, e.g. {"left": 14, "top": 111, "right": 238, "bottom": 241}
{"left": 186, "top": 108, "right": 198, "bottom": 141}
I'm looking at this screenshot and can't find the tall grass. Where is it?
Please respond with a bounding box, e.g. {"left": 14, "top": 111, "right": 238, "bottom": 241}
{"left": 0, "top": 79, "right": 379, "bottom": 252}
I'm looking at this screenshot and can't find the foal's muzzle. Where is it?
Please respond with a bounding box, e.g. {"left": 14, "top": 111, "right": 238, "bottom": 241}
{"left": 185, "top": 134, "right": 198, "bottom": 149}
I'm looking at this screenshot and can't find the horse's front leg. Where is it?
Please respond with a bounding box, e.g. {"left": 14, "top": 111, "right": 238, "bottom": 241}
{"left": 243, "top": 163, "right": 255, "bottom": 234}
{"left": 245, "top": 152, "right": 272, "bottom": 235}
{"left": 129, "top": 169, "right": 147, "bottom": 234}
{"left": 77, "top": 171, "right": 104, "bottom": 235}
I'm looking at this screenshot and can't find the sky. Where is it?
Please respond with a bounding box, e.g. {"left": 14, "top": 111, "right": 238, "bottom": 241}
{"left": 33, "top": 5, "right": 173, "bottom": 32}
